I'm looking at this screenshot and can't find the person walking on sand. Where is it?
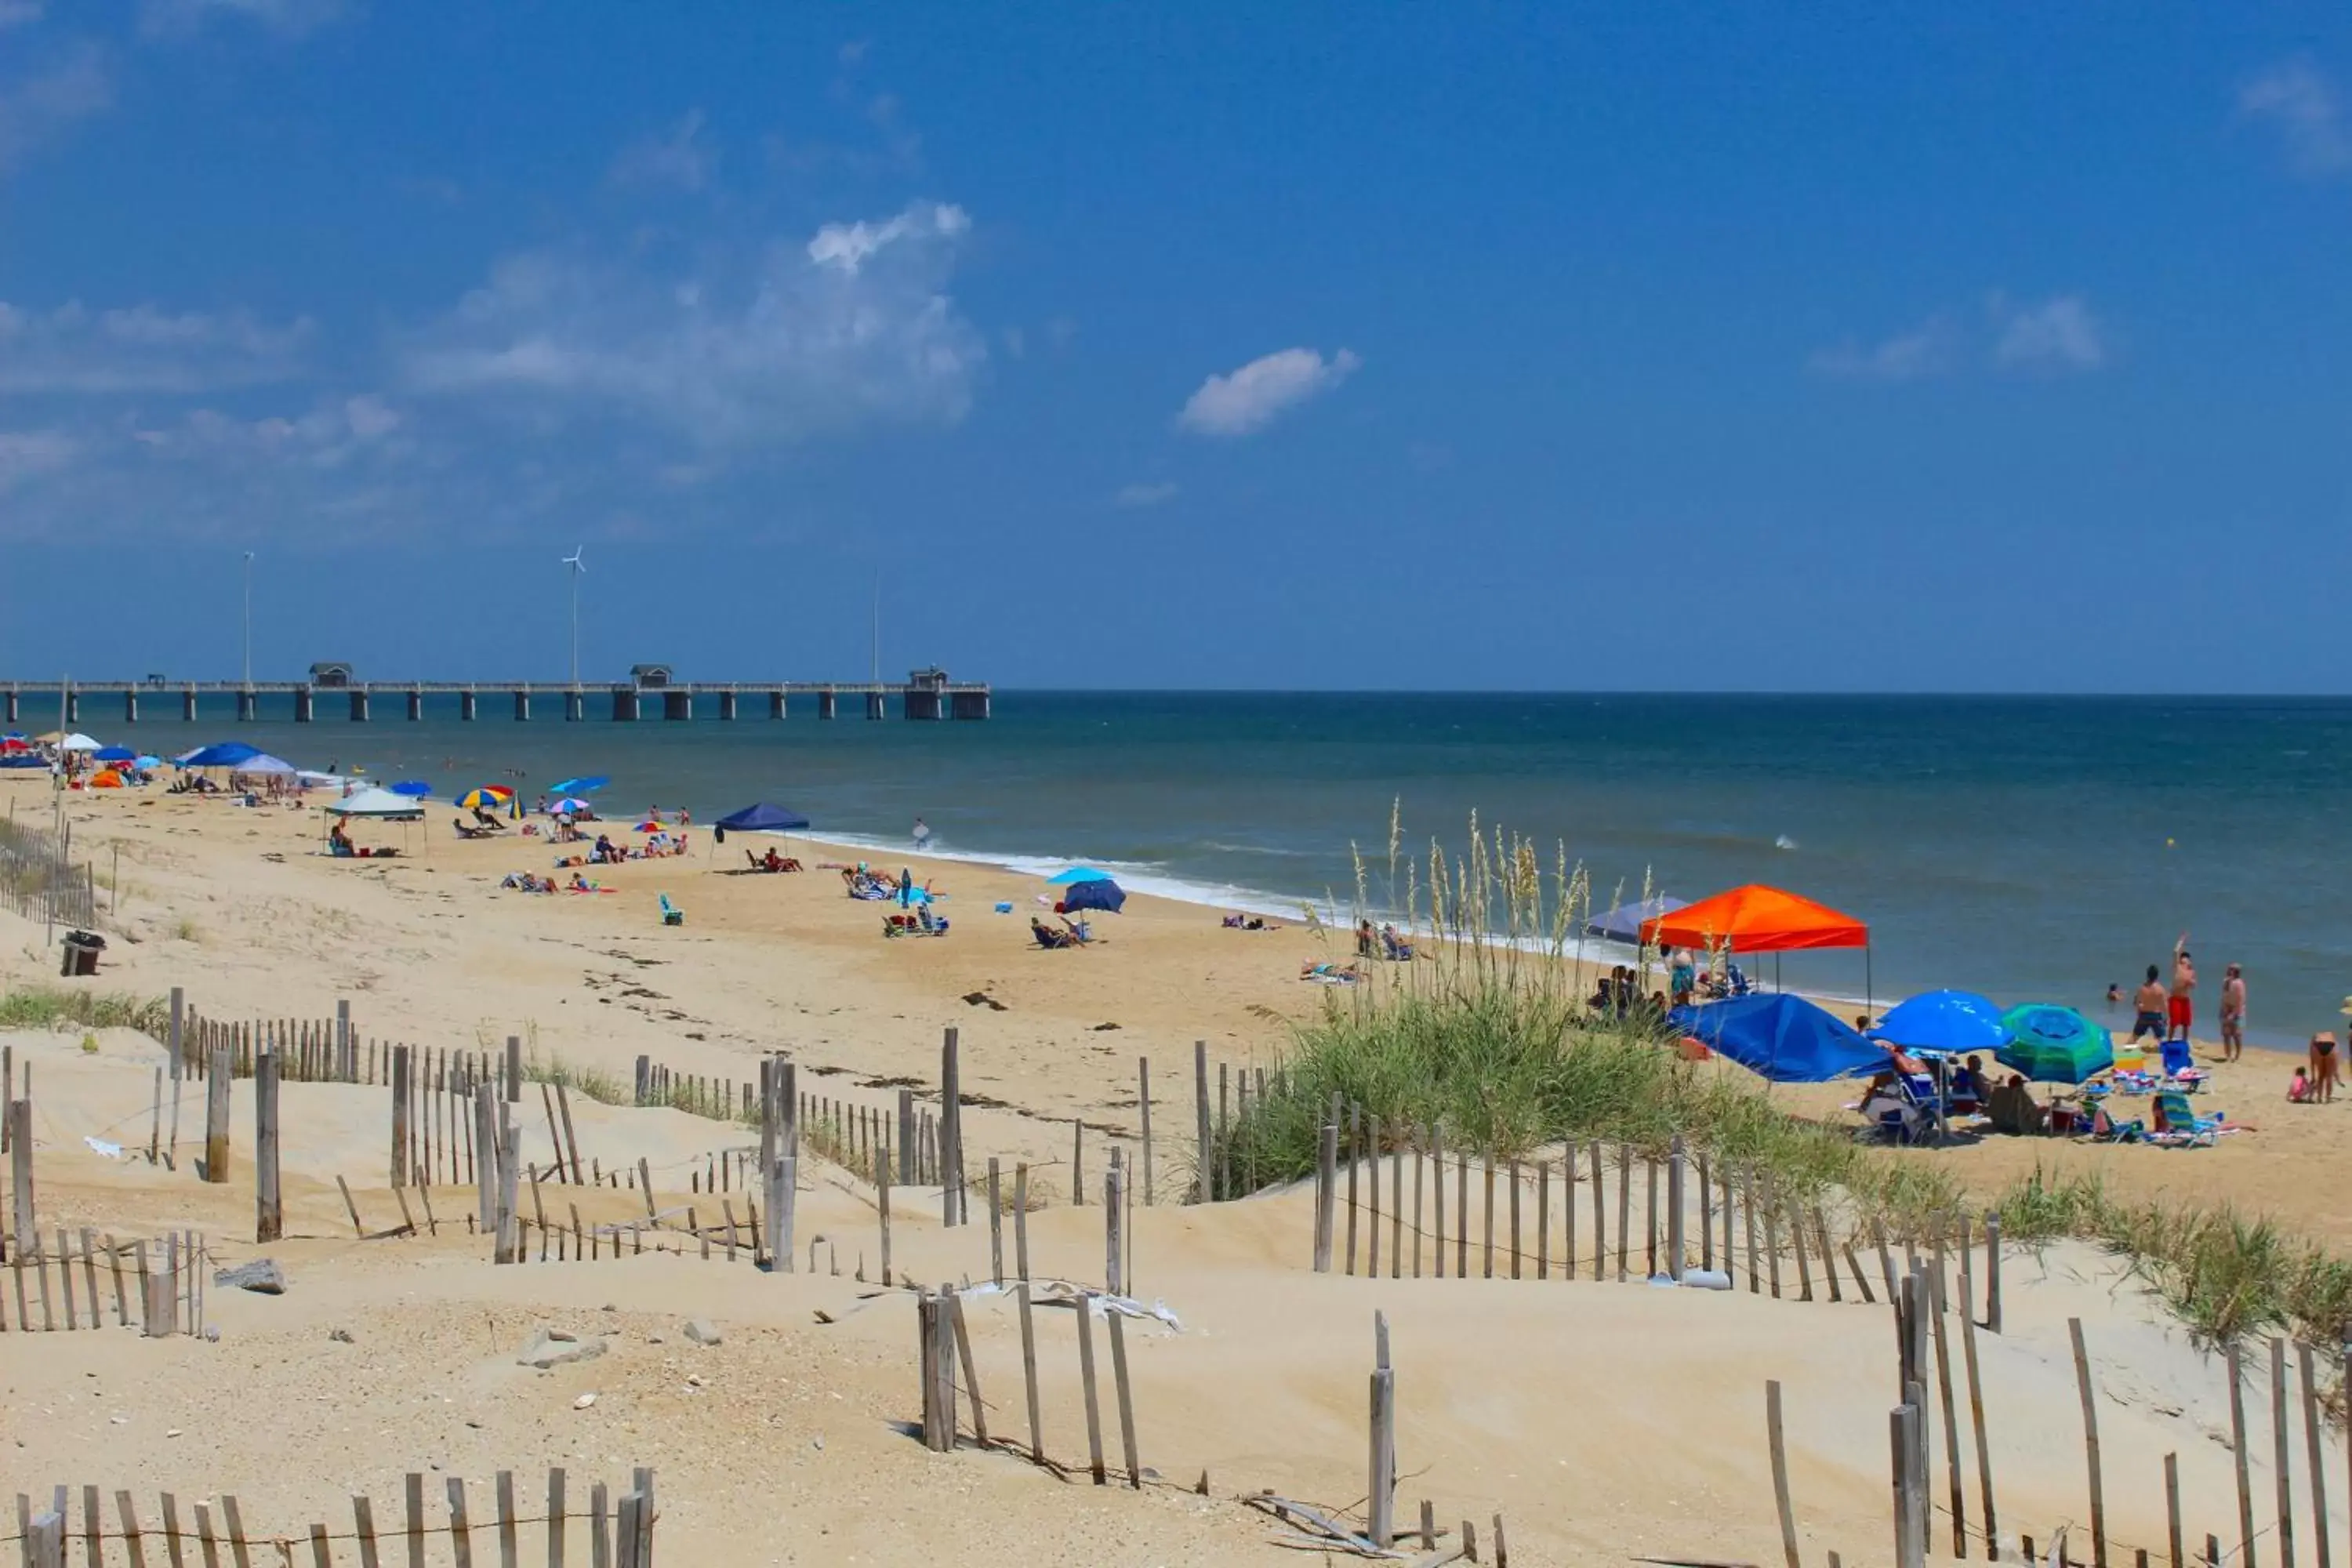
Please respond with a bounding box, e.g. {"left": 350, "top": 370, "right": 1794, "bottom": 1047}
{"left": 2167, "top": 935, "right": 2197, "bottom": 1045}
{"left": 2130, "top": 965, "right": 2168, "bottom": 1044}
{"left": 2220, "top": 964, "right": 2246, "bottom": 1062}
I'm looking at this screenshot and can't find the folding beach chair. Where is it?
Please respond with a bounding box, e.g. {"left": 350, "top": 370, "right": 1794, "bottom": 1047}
{"left": 659, "top": 893, "right": 684, "bottom": 927}
{"left": 2151, "top": 1091, "right": 2220, "bottom": 1147}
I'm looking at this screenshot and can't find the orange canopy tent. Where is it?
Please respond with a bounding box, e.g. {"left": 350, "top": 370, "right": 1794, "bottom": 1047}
{"left": 1639, "top": 884, "right": 1867, "bottom": 953}
{"left": 1641, "top": 882, "right": 1874, "bottom": 1010}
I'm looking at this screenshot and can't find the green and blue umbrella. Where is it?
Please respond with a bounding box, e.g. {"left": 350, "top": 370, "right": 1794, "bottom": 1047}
{"left": 1997, "top": 1004, "right": 2114, "bottom": 1084}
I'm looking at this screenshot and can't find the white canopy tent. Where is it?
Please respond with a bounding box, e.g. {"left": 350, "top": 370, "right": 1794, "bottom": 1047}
{"left": 324, "top": 786, "right": 424, "bottom": 858}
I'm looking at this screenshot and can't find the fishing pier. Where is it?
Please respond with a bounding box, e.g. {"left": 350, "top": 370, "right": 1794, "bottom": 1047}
{"left": 0, "top": 664, "right": 992, "bottom": 726}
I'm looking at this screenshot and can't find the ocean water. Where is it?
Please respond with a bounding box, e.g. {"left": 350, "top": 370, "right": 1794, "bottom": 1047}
{"left": 94, "top": 691, "right": 2352, "bottom": 1046}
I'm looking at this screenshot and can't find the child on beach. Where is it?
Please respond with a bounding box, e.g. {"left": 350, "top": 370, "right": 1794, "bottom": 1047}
{"left": 2289, "top": 1067, "right": 2314, "bottom": 1104}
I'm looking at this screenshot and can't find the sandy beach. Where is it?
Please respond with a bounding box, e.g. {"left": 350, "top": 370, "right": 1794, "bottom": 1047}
{"left": 6, "top": 774, "right": 2351, "bottom": 1563}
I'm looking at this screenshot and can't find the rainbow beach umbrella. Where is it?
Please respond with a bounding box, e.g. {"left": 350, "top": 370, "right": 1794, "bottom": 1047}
{"left": 455, "top": 786, "right": 513, "bottom": 811}
{"left": 1996, "top": 1004, "right": 2114, "bottom": 1084}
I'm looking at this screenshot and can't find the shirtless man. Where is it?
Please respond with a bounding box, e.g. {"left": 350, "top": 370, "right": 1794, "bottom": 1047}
{"left": 2129, "top": 965, "right": 2168, "bottom": 1044}
{"left": 2168, "top": 934, "right": 2197, "bottom": 1045}
{"left": 2220, "top": 963, "right": 2246, "bottom": 1062}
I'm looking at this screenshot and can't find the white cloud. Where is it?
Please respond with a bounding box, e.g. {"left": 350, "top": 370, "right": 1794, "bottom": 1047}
{"left": 403, "top": 201, "right": 985, "bottom": 447}
{"left": 610, "top": 110, "right": 714, "bottom": 193}
{"left": 1806, "top": 317, "right": 1955, "bottom": 383}
{"left": 1991, "top": 294, "right": 2106, "bottom": 373}
{"left": 0, "top": 299, "right": 312, "bottom": 393}
{"left": 1114, "top": 481, "right": 1178, "bottom": 509}
{"left": 0, "top": 428, "right": 78, "bottom": 492}
{"left": 138, "top": 0, "right": 347, "bottom": 38}
{"left": 2240, "top": 59, "right": 2352, "bottom": 177}
{"left": 0, "top": 42, "right": 112, "bottom": 173}
{"left": 1178, "top": 346, "right": 1359, "bottom": 437}
{"left": 129, "top": 395, "right": 405, "bottom": 467}
{"left": 806, "top": 201, "right": 967, "bottom": 275}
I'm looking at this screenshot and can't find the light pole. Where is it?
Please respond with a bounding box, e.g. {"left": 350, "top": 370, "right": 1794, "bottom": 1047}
{"left": 562, "top": 547, "right": 586, "bottom": 687}
{"left": 241, "top": 551, "right": 255, "bottom": 689}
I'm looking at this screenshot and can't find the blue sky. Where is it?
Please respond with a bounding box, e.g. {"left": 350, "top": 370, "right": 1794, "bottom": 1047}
{"left": 2, "top": 2, "right": 2349, "bottom": 691}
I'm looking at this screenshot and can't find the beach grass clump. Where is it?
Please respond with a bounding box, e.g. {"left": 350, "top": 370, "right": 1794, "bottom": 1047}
{"left": 1992, "top": 1163, "right": 2352, "bottom": 1347}
{"left": 1212, "top": 808, "right": 1965, "bottom": 1236}
{"left": 518, "top": 1048, "right": 628, "bottom": 1108}
{"left": 0, "top": 983, "right": 171, "bottom": 1038}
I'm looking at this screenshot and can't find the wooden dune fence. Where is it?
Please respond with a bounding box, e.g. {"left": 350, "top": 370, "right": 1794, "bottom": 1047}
{"left": 1766, "top": 1251, "right": 2352, "bottom": 1568}
{"left": 0, "top": 1229, "right": 207, "bottom": 1337}
{"left": 1303, "top": 1102, "right": 2012, "bottom": 1320}
{"left": 11, "top": 1468, "right": 657, "bottom": 1568}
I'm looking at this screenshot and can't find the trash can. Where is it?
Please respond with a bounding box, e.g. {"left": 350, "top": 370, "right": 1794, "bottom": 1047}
{"left": 59, "top": 929, "right": 105, "bottom": 978}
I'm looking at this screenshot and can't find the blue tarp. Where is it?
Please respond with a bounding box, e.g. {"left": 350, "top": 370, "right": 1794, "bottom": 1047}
{"left": 1586, "top": 894, "right": 1688, "bottom": 945}
{"left": 716, "top": 802, "right": 811, "bottom": 833}
{"left": 181, "top": 742, "right": 260, "bottom": 768}
{"left": 1060, "top": 878, "right": 1127, "bottom": 914}
{"left": 1668, "top": 994, "right": 1887, "bottom": 1083}
{"left": 1870, "top": 989, "right": 2012, "bottom": 1054}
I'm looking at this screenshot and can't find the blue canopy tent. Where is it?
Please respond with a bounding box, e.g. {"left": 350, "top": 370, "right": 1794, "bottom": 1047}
{"left": 1586, "top": 894, "right": 1687, "bottom": 945}
{"left": 1060, "top": 878, "right": 1127, "bottom": 915}
{"left": 716, "top": 802, "right": 811, "bottom": 833}
{"left": 1666, "top": 993, "right": 1886, "bottom": 1083}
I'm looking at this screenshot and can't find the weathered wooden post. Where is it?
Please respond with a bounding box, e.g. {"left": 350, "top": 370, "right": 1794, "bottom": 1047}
{"left": 10, "top": 1097, "right": 35, "bottom": 1254}
{"left": 1666, "top": 1134, "right": 1686, "bottom": 1282}
{"left": 255, "top": 1047, "right": 282, "bottom": 1243}
{"left": 166, "top": 985, "right": 185, "bottom": 1169}
{"left": 496, "top": 1124, "right": 523, "bottom": 1264}
{"left": 2071, "top": 1317, "right": 2109, "bottom": 1568}
{"left": 1368, "top": 1311, "right": 1396, "bottom": 1547}
{"left": 1138, "top": 1056, "right": 1155, "bottom": 1205}
{"left": 474, "top": 1084, "right": 499, "bottom": 1232}
{"left": 1192, "top": 1040, "right": 1212, "bottom": 1202}
{"left": 896, "top": 1088, "right": 915, "bottom": 1186}
{"left": 204, "top": 1041, "right": 230, "bottom": 1183}
{"left": 2271, "top": 1338, "right": 2295, "bottom": 1568}
{"left": 390, "top": 1044, "right": 411, "bottom": 1187}
{"left": 503, "top": 1033, "right": 521, "bottom": 1104}
{"left": 941, "top": 1027, "right": 964, "bottom": 1227}
{"left": 1105, "top": 1149, "right": 1124, "bottom": 1296}
{"left": 1312, "top": 1116, "right": 1339, "bottom": 1272}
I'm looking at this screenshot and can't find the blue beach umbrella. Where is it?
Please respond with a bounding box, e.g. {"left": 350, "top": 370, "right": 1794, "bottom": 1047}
{"left": 92, "top": 746, "right": 137, "bottom": 762}
{"left": 134, "top": 755, "right": 162, "bottom": 770}
{"left": 1870, "top": 989, "right": 2013, "bottom": 1054}
{"left": 181, "top": 741, "right": 260, "bottom": 768}
{"left": 550, "top": 775, "right": 609, "bottom": 795}
{"left": 388, "top": 781, "right": 433, "bottom": 797}
{"left": 1048, "top": 866, "right": 1114, "bottom": 885}
{"left": 1061, "top": 878, "right": 1127, "bottom": 914}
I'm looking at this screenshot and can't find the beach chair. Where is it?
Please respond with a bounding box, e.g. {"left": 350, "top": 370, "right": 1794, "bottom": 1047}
{"left": 2159, "top": 1038, "right": 2194, "bottom": 1079}
{"left": 659, "top": 894, "right": 684, "bottom": 927}
{"left": 2150, "top": 1091, "right": 2221, "bottom": 1146}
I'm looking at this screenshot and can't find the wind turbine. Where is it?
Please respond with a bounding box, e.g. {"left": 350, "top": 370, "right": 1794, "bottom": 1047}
{"left": 562, "top": 546, "right": 586, "bottom": 688}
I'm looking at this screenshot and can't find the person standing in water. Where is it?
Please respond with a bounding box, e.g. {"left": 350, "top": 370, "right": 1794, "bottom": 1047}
{"left": 2168, "top": 935, "right": 2197, "bottom": 1045}
{"left": 2220, "top": 964, "right": 2246, "bottom": 1062}
{"left": 913, "top": 816, "right": 931, "bottom": 849}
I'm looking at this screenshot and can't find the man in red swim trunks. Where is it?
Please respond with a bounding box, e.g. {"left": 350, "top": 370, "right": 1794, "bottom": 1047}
{"left": 2168, "top": 933, "right": 2197, "bottom": 1044}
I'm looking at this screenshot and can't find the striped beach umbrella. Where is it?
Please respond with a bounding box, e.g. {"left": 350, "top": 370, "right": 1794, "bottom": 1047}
{"left": 1996, "top": 1004, "right": 2114, "bottom": 1084}
{"left": 455, "top": 786, "right": 512, "bottom": 811}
